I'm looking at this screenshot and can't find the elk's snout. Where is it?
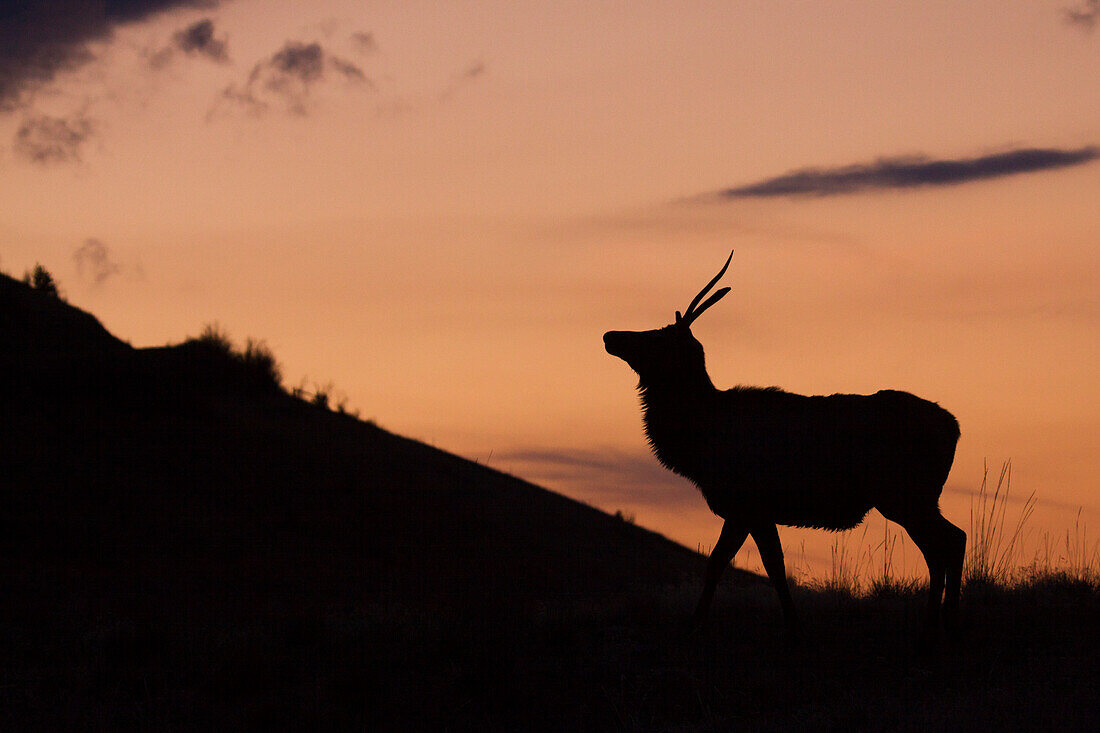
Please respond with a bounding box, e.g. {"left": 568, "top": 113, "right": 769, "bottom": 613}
{"left": 603, "top": 331, "right": 631, "bottom": 360}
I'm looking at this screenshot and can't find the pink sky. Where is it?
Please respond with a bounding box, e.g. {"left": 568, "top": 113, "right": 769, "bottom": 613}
{"left": 2, "top": 1, "right": 1098, "bottom": 577}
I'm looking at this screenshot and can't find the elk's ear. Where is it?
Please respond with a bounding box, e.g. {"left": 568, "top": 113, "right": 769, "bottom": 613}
{"left": 675, "top": 311, "right": 683, "bottom": 324}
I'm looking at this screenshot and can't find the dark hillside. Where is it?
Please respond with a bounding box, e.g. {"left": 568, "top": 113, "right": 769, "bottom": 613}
{"left": 1, "top": 271, "right": 126, "bottom": 356}
{"left": 2, "top": 271, "right": 757, "bottom": 606}
{"left": 2, "top": 273, "right": 779, "bottom": 727}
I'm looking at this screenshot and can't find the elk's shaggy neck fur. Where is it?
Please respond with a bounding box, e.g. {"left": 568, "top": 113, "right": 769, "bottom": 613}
{"left": 631, "top": 330, "right": 787, "bottom": 520}
{"left": 635, "top": 336, "right": 716, "bottom": 479}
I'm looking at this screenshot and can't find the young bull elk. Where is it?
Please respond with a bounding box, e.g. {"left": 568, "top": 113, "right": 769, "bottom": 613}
{"left": 603, "top": 252, "right": 965, "bottom": 638}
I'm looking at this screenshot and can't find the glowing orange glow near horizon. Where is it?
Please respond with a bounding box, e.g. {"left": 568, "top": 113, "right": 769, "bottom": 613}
{"left": 2, "top": 1, "right": 1097, "bottom": 577}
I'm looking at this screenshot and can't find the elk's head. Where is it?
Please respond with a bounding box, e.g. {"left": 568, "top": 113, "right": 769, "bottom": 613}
{"left": 604, "top": 251, "right": 732, "bottom": 389}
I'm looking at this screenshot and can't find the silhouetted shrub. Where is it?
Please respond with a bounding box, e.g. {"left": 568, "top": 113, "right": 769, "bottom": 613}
{"left": 241, "top": 338, "right": 282, "bottom": 390}
{"left": 193, "top": 322, "right": 234, "bottom": 356}
{"left": 311, "top": 382, "right": 332, "bottom": 409}
{"left": 290, "top": 378, "right": 307, "bottom": 400}
{"left": 184, "top": 323, "right": 282, "bottom": 393}
{"left": 181, "top": 324, "right": 360, "bottom": 408}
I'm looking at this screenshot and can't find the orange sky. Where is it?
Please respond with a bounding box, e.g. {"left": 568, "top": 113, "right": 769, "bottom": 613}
{"left": 2, "top": 1, "right": 1098, "bottom": 577}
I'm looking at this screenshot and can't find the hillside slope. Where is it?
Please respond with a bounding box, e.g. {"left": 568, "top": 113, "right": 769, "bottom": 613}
{"left": 1, "top": 272, "right": 758, "bottom": 613}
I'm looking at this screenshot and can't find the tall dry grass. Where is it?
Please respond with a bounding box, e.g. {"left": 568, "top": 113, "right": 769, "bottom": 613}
{"left": 964, "top": 459, "right": 1036, "bottom": 585}
{"left": 799, "top": 459, "right": 1097, "bottom": 595}
{"left": 1031, "top": 507, "right": 1100, "bottom": 583}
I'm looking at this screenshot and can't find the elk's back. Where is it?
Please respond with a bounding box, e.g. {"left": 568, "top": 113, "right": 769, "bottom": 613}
{"left": 684, "top": 388, "right": 960, "bottom": 529}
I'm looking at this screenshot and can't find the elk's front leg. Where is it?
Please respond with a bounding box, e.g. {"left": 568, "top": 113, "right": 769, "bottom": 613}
{"left": 693, "top": 520, "right": 748, "bottom": 628}
{"left": 751, "top": 522, "right": 800, "bottom": 640}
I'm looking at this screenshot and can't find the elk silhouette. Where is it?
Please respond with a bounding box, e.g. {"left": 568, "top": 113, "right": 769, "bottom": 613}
{"left": 604, "top": 252, "right": 965, "bottom": 638}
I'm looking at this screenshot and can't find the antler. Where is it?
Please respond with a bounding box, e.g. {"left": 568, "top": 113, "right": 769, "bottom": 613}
{"left": 676, "top": 250, "right": 733, "bottom": 327}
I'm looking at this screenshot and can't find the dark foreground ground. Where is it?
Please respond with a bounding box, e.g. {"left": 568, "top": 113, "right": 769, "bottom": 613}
{"left": 2, "top": 566, "right": 1097, "bottom": 730}
{"left": 3, "top": 273, "right": 1098, "bottom": 729}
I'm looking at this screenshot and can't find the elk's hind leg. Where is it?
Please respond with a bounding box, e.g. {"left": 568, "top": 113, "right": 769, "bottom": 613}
{"left": 894, "top": 510, "right": 964, "bottom": 640}
{"left": 941, "top": 517, "right": 966, "bottom": 636}
{"left": 694, "top": 521, "right": 748, "bottom": 629}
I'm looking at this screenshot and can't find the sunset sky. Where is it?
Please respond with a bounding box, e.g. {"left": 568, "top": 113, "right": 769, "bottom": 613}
{"left": 3, "top": 0, "right": 1098, "bottom": 577}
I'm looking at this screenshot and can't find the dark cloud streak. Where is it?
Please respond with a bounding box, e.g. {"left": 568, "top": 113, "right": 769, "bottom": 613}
{"left": 713, "top": 147, "right": 1100, "bottom": 199}
{"left": 0, "top": 0, "right": 218, "bottom": 109}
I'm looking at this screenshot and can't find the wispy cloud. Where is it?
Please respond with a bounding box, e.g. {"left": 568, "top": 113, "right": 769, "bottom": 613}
{"left": 498, "top": 447, "right": 701, "bottom": 510}
{"left": 943, "top": 484, "right": 1098, "bottom": 514}
{"left": 709, "top": 147, "right": 1100, "bottom": 199}
{"left": 0, "top": 0, "right": 218, "bottom": 110}
{"left": 13, "top": 112, "right": 93, "bottom": 164}
{"left": 173, "top": 17, "right": 228, "bottom": 62}
{"left": 1065, "top": 0, "right": 1100, "bottom": 30}
{"left": 438, "top": 60, "right": 486, "bottom": 102}
{"left": 73, "top": 238, "right": 120, "bottom": 285}
{"left": 462, "top": 61, "right": 485, "bottom": 80}
{"left": 350, "top": 31, "right": 378, "bottom": 55}
{"left": 212, "top": 40, "right": 370, "bottom": 117}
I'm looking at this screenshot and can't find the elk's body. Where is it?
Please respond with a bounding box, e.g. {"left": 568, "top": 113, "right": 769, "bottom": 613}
{"left": 605, "top": 253, "right": 965, "bottom": 638}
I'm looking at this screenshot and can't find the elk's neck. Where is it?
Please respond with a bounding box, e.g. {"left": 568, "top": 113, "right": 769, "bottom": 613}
{"left": 638, "top": 372, "right": 717, "bottom": 473}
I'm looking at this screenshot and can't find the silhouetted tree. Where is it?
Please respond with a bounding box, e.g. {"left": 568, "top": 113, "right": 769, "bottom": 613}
{"left": 23, "top": 263, "right": 61, "bottom": 298}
